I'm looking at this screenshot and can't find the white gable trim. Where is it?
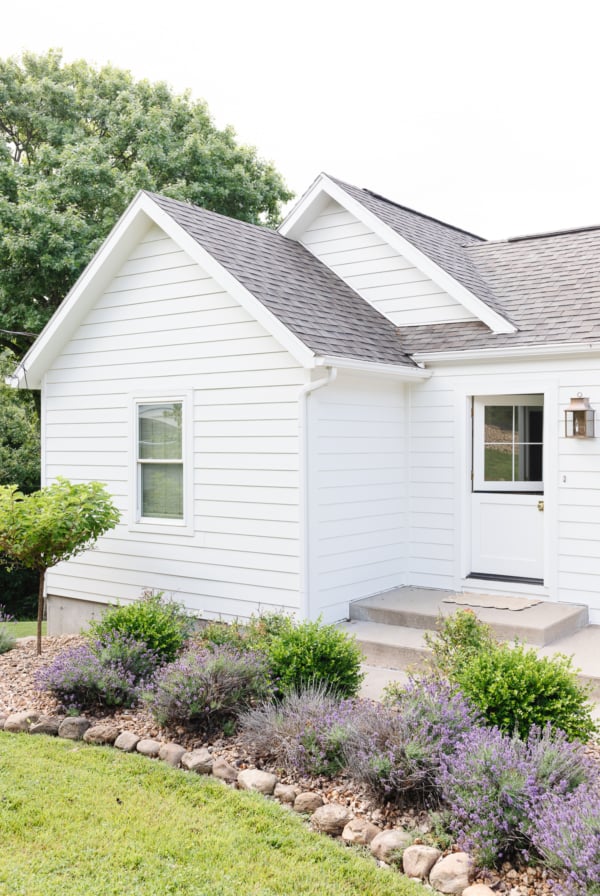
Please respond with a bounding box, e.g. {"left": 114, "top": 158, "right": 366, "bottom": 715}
{"left": 280, "top": 174, "right": 516, "bottom": 336}
{"left": 12, "top": 192, "right": 316, "bottom": 389}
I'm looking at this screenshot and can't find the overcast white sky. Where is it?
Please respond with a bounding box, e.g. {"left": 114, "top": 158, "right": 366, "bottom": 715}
{"left": 1, "top": 0, "right": 599, "bottom": 238}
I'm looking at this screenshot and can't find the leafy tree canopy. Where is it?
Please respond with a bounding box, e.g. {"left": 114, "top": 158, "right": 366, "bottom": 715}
{"left": 0, "top": 49, "right": 293, "bottom": 355}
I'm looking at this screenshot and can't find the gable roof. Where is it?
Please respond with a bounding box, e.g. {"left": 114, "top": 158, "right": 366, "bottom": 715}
{"left": 146, "top": 193, "right": 416, "bottom": 368}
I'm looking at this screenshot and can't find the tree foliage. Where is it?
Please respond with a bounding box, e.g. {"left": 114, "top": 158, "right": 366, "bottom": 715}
{"left": 0, "top": 478, "right": 120, "bottom": 652}
{"left": 0, "top": 49, "right": 293, "bottom": 355}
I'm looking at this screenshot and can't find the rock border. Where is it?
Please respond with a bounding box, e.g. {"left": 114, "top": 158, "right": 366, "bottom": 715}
{"left": 0, "top": 710, "right": 544, "bottom": 896}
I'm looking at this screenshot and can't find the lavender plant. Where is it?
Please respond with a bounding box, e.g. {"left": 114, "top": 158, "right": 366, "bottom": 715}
{"left": 0, "top": 603, "right": 15, "bottom": 654}
{"left": 344, "top": 678, "right": 480, "bottom": 808}
{"left": 531, "top": 783, "right": 600, "bottom": 896}
{"left": 145, "top": 645, "right": 272, "bottom": 734}
{"left": 438, "top": 724, "right": 595, "bottom": 868}
{"left": 37, "top": 633, "right": 162, "bottom": 710}
{"left": 239, "top": 683, "right": 357, "bottom": 776}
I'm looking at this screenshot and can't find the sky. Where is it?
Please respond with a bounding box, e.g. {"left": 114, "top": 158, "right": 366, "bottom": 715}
{"left": 1, "top": 0, "right": 599, "bottom": 239}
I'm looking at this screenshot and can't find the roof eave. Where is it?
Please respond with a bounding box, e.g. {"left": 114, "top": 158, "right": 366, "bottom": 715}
{"left": 411, "top": 341, "right": 600, "bottom": 364}
{"left": 315, "top": 354, "right": 431, "bottom": 379}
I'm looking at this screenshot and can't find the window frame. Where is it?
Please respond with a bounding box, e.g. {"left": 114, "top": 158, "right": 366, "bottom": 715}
{"left": 472, "top": 394, "right": 544, "bottom": 493}
{"left": 129, "top": 392, "right": 194, "bottom": 535}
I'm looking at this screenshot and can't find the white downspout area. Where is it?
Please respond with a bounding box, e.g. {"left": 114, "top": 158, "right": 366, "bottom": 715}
{"left": 298, "top": 366, "right": 337, "bottom": 621}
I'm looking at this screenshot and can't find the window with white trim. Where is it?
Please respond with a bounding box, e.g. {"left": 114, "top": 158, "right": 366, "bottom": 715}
{"left": 136, "top": 401, "right": 184, "bottom": 521}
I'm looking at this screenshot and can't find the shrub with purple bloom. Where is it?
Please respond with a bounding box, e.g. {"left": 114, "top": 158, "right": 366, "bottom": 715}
{"left": 145, "top": 645, "right": 273, "bottom": 734}
{"left": 37, "top": 631, "right": 163, "bottom": 710}
{"left": 239, "top": 683, "right": 357, "bottom": 776}
{"left": 438, "top": 724, "right": 595, "bottom": 868}
{"left": 531, "top": 783, "right": 600, "bottom": 896}
{"left": 0, "top": 603, "right": 15, "bottom": 654}
{"left": 344, "top": 677, "right": 480, "bottom": 808}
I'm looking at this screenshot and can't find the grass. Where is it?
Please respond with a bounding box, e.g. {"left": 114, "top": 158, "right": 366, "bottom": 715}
{"left": 0, "top": 734, "right": 426, "bottom": 896}
{"left": 3, "top": 620, "right": 46, "bottom": 638}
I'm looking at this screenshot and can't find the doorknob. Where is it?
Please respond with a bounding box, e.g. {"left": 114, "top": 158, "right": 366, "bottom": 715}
{"left": 537, "top": 500, "right": 544, "bottom": 512}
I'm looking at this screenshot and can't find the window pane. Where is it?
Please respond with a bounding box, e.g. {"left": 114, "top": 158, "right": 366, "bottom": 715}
{"left": 141, "top": 464, "right": 183, "bottom": 519}
{"left": 484, "top": 445, "right": 513, "bottom": 481}
{"left": 515, "top": 406, "right": 543, "bottom": 445}
{"left": 484, "top": 406, "right": 513, "bottom": 443}
{"left": 516, "top": 444, "right": 543, "bottom": 482}
{"left": 139, "top": 403, "right": 182, "bottom": 460}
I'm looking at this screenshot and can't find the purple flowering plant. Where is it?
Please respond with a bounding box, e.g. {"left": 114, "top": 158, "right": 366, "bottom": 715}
{"left": 144, "top": 645, "right": 273, "bottom": 734}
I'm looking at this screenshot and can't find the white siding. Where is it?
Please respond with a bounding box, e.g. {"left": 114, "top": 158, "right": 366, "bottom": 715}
{"left": 308, "top": 373, "right": 407, "bottom": 621}
{"left": 406, "top": 356, "right": 600, "bottom": 622}
{"left": 44, "top": 223, "right": 306, "bottom": 621}
{"left": 300, "top": 199, "right": 477, "bottom": 327}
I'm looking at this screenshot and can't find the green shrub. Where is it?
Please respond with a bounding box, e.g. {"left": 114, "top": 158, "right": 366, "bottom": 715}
{"left": 424, "top": 609, "right": 496, "bottom": 678}
{"left": 0, "top": 604, "right": 15, "bottom": 654}
{"left": 454, "top": 642, "right": 597, "bottom": 742}
{"left": 265, "top": 617, "right": 364, "bottom": 697}
{"left": 88, "top": 590, "right": 193, "bottom": 662}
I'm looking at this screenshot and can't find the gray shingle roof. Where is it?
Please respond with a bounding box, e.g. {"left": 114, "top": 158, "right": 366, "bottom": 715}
{"left": 147, "top": 192, "right": 416, "bottom": 367}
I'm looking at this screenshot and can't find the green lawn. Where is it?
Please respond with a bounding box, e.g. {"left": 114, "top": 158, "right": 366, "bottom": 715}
{"left": 0, "top": 734, "right": 426, "bottom": 896}
{"left": 3, "top": 620, "right": 46, "bottom": 638}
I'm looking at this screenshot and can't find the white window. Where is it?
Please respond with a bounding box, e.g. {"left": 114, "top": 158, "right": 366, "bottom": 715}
{"left": 473, "top": 395, "right": 544, "bottom": 493}
{"left": 136, "top": 400, "right": 184, "bottom": 522}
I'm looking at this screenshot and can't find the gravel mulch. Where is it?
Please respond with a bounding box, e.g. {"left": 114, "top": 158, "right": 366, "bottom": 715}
{"left": 2, "top": 635, "right": 599, "bottom": 896}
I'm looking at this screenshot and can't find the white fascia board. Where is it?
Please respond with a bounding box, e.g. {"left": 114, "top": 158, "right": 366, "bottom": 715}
{"left": 12, "top": 192, "right": 316, "bottom": 389}
{"left": 281, "top": 174, "right": 516, "bottom": 336}
{"left": 315, "top": 354, "right": 431, "bottom": 380}
{"left": 411, "top": 341, "right": 600, "bottom": 365}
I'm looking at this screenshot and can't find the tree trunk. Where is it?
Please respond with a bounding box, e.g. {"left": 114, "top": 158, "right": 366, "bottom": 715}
{"left": 36, "top": 569, "right": 45, "bottom": 656}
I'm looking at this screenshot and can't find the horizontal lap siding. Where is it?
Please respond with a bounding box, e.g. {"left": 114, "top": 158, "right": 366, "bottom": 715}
{"left": 300, "top": 199, "right": 476, "bottom": 326}
{"left": 309, "top": 374, "right": 407, "bottom": 621}
{"left": 45, "top": 224, "right": 305, "bottom": 621}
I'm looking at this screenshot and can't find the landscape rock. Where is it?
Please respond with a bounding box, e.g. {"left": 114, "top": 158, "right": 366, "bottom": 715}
{"left": 463, "top": 886, "right": 496, "bottom": 896}
{"left": 211, "top": 756, "right": 239, "bottom": 783}
{"left": 237, "top": 768, "right": 278, "bottom": 795}
{"left": 273, "top": 783, "right": 298, "bottom": 805}
{"left": 0, "top": 714, "right": 8, "bottom": 729}
{"left": 83, "top": 724, "right": 120, "bottom": 745}
{"left": 114, "top": 731, "right": 141, "bottom": 752}
{"left": 402, "top": 844, "right": 442, "bottom": 879}
{"left": 293, "top": 792, "right": 324, "bottom": 814}
{"left": 341, "top": 817, "right": 380, "bottom": 845}
{"left": 370, "top": 829, "right": 412, "bottom": 864}
{"left": 58, "top": 716, "right": 90, "bottom": 740}
{"left": 311, "top": 803, "right": 353, "bottom": 836}
{"left": 429, "top": 852, "right": 472, "bottom": 894}
{"left": 4, "top": 710, "right": 40, "bottom": 732}
{"left": 29, "top": 715, "right": 62, "bottom": 736}
{"left": 159, "top": 742, "right": 186, "bottom": 767}
{"left": 136, "top": 738, "right": 162, "bottom": 758}
{"left": 181, "top": 748, "right": 213, "bottom": 774}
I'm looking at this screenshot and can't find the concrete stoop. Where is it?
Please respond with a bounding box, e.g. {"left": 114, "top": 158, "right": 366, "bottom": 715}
{"left": 338, "top": 586, "right": 600, "bottom": 699}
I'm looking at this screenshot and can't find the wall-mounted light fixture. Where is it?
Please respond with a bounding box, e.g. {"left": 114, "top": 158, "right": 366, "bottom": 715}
{"left": 565, "top": 394, "right": 595, "bottom": 438}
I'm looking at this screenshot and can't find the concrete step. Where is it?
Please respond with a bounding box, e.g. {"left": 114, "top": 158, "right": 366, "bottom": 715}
{"left": 349, "top": 587, "right": 589, "bottom": 646}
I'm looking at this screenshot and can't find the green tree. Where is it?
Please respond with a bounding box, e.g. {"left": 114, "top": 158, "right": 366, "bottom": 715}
{"left": 0, "top": 478, "right": 120, "bottom": 654}
{"left": 0, "top": 49, "right": 293, "bottom": 356}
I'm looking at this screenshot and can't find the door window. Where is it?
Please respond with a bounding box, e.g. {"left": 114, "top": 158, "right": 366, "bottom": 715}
{"left": 473, "top": 395, "right": 543, "bottom": 492}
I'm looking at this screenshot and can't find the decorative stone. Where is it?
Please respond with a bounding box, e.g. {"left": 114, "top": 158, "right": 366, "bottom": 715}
{"left": 293, "top": 792, "right": 324, "bottom": 814}
{"left": 273, "top": 783, "right": 298, "bottom": 805}
{"left": 370, "top": 829, "right": 412, "bottom": 864}
{"left": 341, "top": 818, "right": 380, "bottom": 845}
{"left": 211, "top": 756, "right": 239, "bottom": 783}
{"left": 0, "top": 714, "right": 8, "bottom": 729}
{"left": 4, "top": 710, "right": 40, "bottom": 732}
{"left": 114, "top": 731, "right": 141, "bottom": 752}
{"left": 311, "top": 803, "right": 353, "bottom": 836}
{"left": 58, "top": 717, "right": 90, "bottom": 740}
{"left": 136, "top": 738, "right": 162, "bottom": 758}
{"left": 402, "top": 844, "right": 442, "bottom": 879}
{"left": 181, "top": 748, "right": 214, "bottom": 774}
{"left": 463, "top": 886, "right": 496, "bottom": 896}
{"left": 29, "top": 716, "right": 62, "bottom": 736}
{"left": 83, "top": 724, "right": 120, "bottom": 745}
{"left": 237, "top": 768, "right": 278, "bottom": 795}
{"left": 429, "top": 852, "right": 472, "bottom": 894}
{"left": 159, "top": 742, "right": 186, "bottom": 767}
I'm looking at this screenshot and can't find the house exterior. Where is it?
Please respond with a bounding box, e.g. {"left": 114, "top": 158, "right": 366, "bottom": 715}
{"left": 11, "top": 173, "right": 600, "bottom": 630}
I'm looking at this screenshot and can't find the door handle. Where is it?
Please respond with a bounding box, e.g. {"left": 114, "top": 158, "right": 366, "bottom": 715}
{"left": 537, "top": 500, "right": 544, "bottom": 512}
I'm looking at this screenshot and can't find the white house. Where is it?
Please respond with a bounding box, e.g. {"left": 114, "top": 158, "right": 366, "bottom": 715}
{"left": 11, "top": 173, "right": 600, "bottom": 630}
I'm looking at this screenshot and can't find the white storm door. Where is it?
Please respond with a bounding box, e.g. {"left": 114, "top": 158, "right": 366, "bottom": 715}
{"left": 471, "top": 396, "right": 544, "bottom": 582}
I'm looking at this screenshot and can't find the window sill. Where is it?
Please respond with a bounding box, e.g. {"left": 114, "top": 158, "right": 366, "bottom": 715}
{"left": 129, "top": 521, "right": 196, "bottom": 538}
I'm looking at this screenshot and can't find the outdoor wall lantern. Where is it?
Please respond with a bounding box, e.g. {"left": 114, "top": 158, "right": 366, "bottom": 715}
{"left": 565, "top": 394, "right": 595, "bottom": 438}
